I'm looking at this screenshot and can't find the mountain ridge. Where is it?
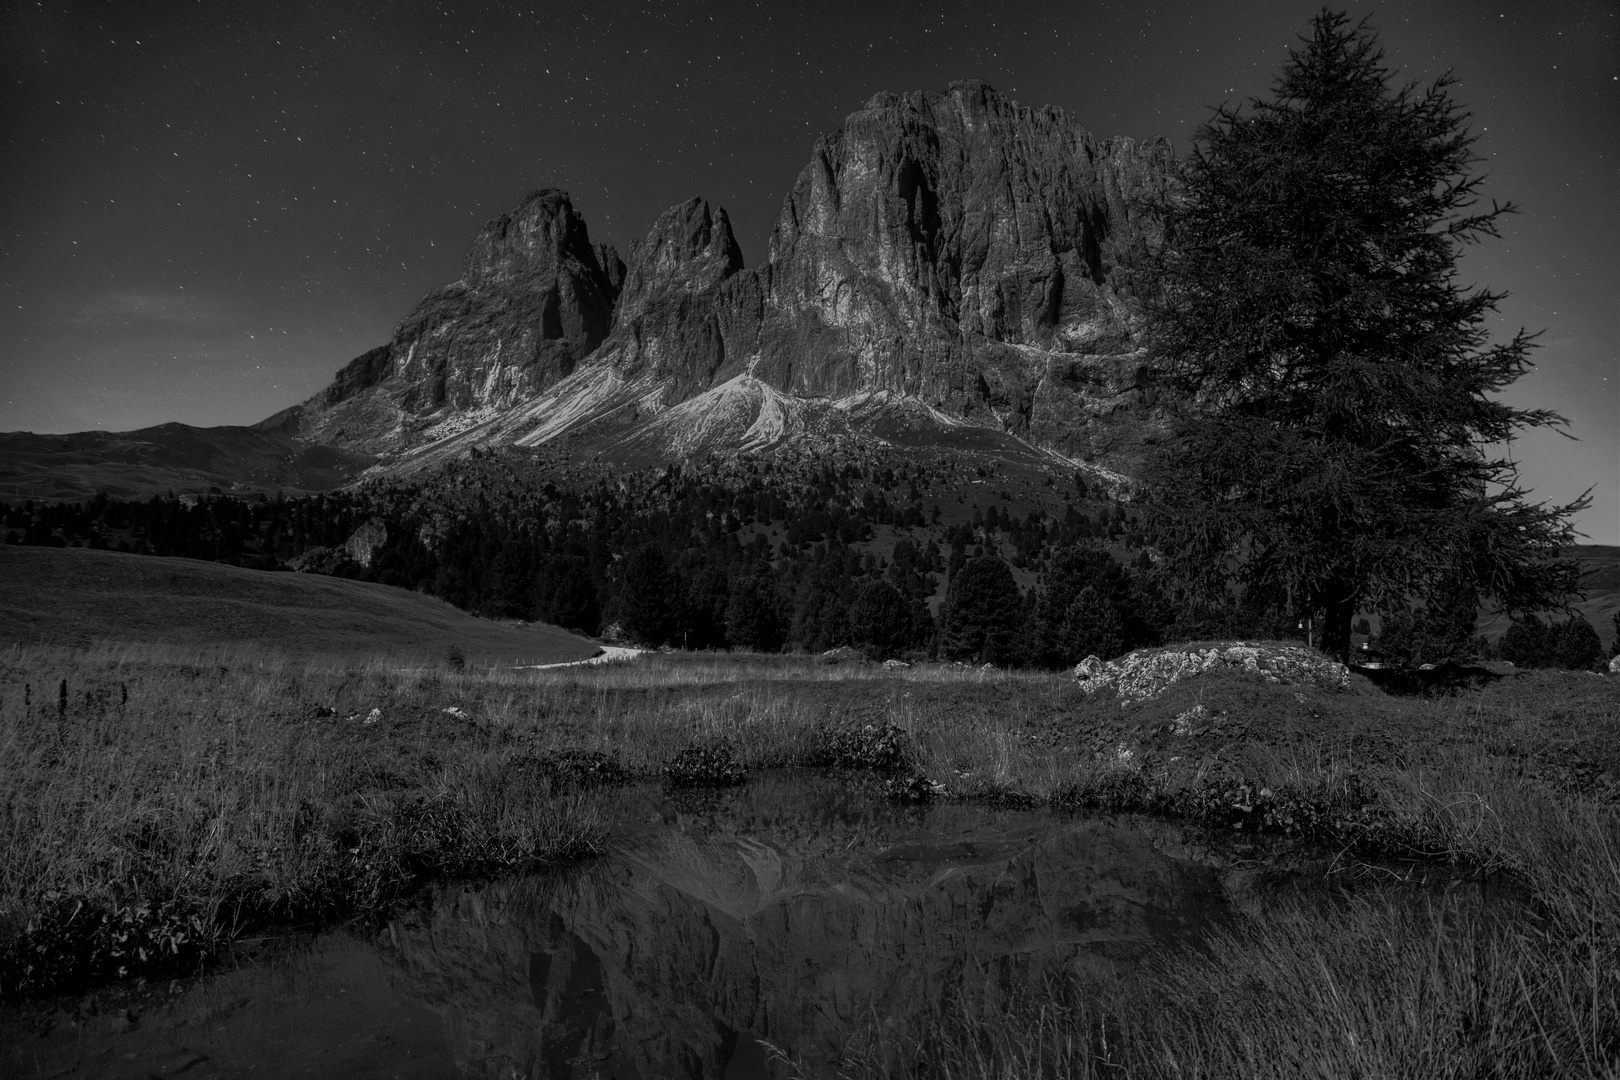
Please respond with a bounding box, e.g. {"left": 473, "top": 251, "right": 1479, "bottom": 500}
{"left": 277, "top": 79, "right": 1176, "bottom": 481}
{"left": 6, "top": 81, "right": 1177, "bottom": 497}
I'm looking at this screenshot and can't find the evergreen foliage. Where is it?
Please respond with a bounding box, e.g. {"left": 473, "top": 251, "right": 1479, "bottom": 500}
{"left": 1497, "top": 614, "right": 1604, "bottom": 671}
{"left": 1141, "top": 10, "right": 1582, "bottom": 662}
{"left": 848, "top": 579, "right": 914, "bottom": 660}
{"left": 1030, "top": 546, "right": 1160, "bottom": 665}
{"left": 621, "top": 543, "right": 678, "bottom": 646}
{"left": 0, "top": 449, "right": 1173, "bottom": 667}
{"left": 1374, "top": 577, "right": 1482, "bottom": 667}
{"left": 940, "top": 557, "right": 1023, "bottom": 664}
{"left": 725, "top": 575, "right": 786, "bottom": 652}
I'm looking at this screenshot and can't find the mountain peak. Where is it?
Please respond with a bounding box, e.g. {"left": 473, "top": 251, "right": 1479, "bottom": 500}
{"left": 617, "top": 197, "right": 746, "bottom": 318}
{"left": 278, "top": 83, "right": 1178, "bottom": 479}
{"left": 460, "top": 188, "right": 610, "bottom": 289}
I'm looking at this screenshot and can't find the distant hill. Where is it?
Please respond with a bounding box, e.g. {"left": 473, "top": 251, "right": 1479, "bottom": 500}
{"left": 0, "top": 420, "right": 372, "bottom": 502}
{"left": 0, "top": 546, "right": 599, "bottom": 664}
{"left": 1477, "top": 545, "right": 1620, "bottom": 651}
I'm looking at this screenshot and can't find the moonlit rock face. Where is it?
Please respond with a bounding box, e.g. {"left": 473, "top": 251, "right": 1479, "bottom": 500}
{"left": 294, "top": 189, "right": 622, "bottom": 457}
{"left": 285, "top": 83, "right": 1178, "bottom": 473}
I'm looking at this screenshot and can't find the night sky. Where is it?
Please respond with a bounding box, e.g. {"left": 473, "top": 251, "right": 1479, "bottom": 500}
{"left": 2, "top": 0, "right": 1614, "bottom": 541}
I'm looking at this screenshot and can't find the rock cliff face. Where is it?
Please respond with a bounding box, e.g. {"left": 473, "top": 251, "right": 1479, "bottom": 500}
{"left": 282, "top": 82, "right": 1176, "bottom": 475}
{"left": 288, "top": 189, "right": 622, "bottom": 455}
{"left": 756, "top": 81, "right": 1170, "bottom": 436}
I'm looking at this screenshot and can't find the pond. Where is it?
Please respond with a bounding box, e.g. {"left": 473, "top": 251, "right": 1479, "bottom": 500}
{"left": 0, "top": 770, "right": 1442, "bottom": 1079}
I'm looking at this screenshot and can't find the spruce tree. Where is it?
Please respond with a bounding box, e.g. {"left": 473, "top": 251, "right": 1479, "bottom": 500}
{"left": 940, "top": 556, "right": 1023, "bottom": 665}
{"left": 620, "top": 543, "right": 678, "bottom": 646}
{"left": 1142, "top": 10, "right": 1582, "bottom": 662}
{"left": 848, "top": 579, "right": 914, "bottom": 659}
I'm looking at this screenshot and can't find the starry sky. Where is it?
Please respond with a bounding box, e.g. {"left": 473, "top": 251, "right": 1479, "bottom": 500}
{"left": 1, "top": 0, "right": 1615, "bottom": 541}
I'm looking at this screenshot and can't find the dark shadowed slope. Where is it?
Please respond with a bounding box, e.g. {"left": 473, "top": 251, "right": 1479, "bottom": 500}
{"left": 0, "top": 546, "right": 599, "bottom": 663}
{"left": 0, "top": 420, "right": 372, "bottom": 502}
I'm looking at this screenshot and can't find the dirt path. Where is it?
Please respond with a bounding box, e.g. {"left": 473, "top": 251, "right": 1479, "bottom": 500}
{"left": 517, "top": 645, "right": 642, "bottom": 670}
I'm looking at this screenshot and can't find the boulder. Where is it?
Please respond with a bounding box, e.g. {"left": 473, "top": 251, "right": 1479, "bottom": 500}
{"left": 343, "top": 517, "right": 388, "bottom": 569}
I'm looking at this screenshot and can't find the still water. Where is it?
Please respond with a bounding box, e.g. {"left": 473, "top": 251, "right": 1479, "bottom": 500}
{"left": 4, "top": 771, "right": 1327, "bottom": 1079}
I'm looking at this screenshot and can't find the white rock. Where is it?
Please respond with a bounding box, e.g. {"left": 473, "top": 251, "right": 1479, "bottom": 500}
{"left": 1071, "top": 642, "right": 1350, "bottom": 703}
{"left": 1171, "top": 703, "right": 1207, "bottom": 736}
{"left": 1072, "top": 655, "right": 1111, "bottom": 695}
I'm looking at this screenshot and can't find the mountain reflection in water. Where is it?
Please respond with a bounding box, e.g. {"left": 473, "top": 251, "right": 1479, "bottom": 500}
{"left": 390, "top": 772, "right": 1236, "bottom": 1079}
{"left": 3, "top": 771, "right": 1264, "bottom": 1079}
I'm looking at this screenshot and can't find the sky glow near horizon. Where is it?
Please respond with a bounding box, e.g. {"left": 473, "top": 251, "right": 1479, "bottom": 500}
{"left": 0, "top": 0, "right": 1614, "bottom": 541}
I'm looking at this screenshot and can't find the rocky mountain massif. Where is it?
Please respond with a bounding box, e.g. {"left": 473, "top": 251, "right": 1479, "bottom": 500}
{"left": 266, "top": 80, "right": 1176, "bottom": 481}
{"left": 4, "top": 81, "right": 1176, "bottom": 499}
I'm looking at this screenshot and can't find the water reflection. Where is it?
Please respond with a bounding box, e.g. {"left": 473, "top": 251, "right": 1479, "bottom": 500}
{"left": 4, "top": 772, "right": 1260, "bottom": 1079}
{"left": 0, "top": 932, "right": 457, "bottom": 1080}
{"left": 390, "top": 772, "right": 1235, "bottom": 1078}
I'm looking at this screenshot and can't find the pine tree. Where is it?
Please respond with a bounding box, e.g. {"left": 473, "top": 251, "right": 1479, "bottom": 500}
{"left": 725, "top": 575, "right": 785, "bottom": 652}
{"left": 1141, "top": 10, "right": 1582, "bottom": 662}
{"left": 940, "top": 556, "right": 1023, "bottom": 665}
{"left": 620, "top": 543, "right": 678, "bottom": 646}
{"left": 849, "top": 579, "right": 914, "bottom": 659}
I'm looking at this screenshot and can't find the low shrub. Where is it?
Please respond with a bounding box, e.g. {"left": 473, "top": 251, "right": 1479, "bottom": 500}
{"left": 663, "top": 739, "right": 747, "bottom": 788}
{"left": 812, "top": 722, "right": 909, "bottom": 772}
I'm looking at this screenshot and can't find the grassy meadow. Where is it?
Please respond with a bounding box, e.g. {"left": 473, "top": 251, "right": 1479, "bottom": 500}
{"left": 0, "top": 545, "right": 601, "bottom": 664}
{"left": 1, "top": 643, "right": 1615, "bottom": 1075}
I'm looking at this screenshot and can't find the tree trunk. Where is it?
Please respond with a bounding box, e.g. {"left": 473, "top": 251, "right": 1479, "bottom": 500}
{"left": 1321, "top": 588, "right": 1356, "bottom": 664}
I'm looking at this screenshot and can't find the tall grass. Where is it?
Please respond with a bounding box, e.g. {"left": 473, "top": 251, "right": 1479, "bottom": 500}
{"left": 0, "top": 643, "right": 609, "bottom": 994}
{"left": 836, "top": 804, "right": 1618, "bottom": 1078}
{"left": 833, "top": 701, "right": 1620, "bottom": 1079}
{"left": 847, "top": 889, "right": 1615, "bottom": 1078}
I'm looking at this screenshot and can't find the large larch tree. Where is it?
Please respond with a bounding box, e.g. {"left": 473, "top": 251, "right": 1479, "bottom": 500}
{"left": 1142, "top": 9, "right": 1583, "bottom": 662}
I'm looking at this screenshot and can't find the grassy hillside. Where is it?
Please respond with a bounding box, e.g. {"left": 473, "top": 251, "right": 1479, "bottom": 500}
{"left": 1477, "top": 545, "right": 1620, "bottom": 650}
{"left": 0, "top": 421, "right": 369, "bottom": 502}
{"left": 0, "top": 546, "right": 599, "bottom": 664}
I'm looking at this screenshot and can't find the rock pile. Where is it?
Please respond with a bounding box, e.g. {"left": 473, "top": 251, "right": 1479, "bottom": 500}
{"left": 1073, "top": 642, "right": 1351, "bottom": 703}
